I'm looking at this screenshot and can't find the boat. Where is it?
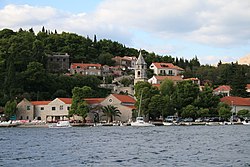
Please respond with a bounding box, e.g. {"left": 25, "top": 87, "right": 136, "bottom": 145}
{"left": 0, "top": 120, "right": 17, "bottom": 127}
{"left": 242, "top": 119, "right": 250, "bottom": 125}
{"left": 131, "top": 90, "right": 155, "bottom": 127}
{"left": 49, "top": 120, "right": 72, "bottom": 128}
{"left": 163, "top": 116, "right": 178, "bottom": 126}
{"left": 131, "top": 117, "right": 155, "bottom": 127}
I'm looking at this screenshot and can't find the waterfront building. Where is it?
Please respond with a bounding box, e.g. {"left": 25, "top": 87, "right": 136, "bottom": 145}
{"left": 16, "top": 94, "right": 136, "bottom": 123}
{"left": 100, "top": 94, "right": 136, "bottom": 123}
{"left": 220, "top": 96, "right": 250, "bottom": 114}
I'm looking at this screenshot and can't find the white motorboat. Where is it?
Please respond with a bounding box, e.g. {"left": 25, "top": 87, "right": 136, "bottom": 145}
{"left": 242, "top": 120, "right": 250, "bottom": 125}
{"left": 131, "top": 117, "right": 155, "bottom": 127}
{"left": 49, "top": 121, "right": 72, "bottom": 128}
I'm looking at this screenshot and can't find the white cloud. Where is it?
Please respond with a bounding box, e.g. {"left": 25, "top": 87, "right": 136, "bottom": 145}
{"left": 0, "top": 1, "right": 250, "bottom": 64}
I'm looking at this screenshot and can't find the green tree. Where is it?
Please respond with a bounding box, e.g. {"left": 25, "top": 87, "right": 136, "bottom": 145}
{"left": 69, "top": 86, "right": 94, "bottom": 117}
{"left": 217, "top": 102, "right": 232, "bottom": 120}
{"left": 181, "top": 105, "right": 197, "bottom": 119}
{"left": 98, "top": 53, "right": 115, "bottom": 66}
{"left": 173, "top": 80, "right": 199, "bottom": 115}
{"left": 237, "top": 109, "right": 250, "bottom": 118}
{"left": 196, "top": 108, "right": 210, "bottom": 118}
{"left": 160, "top": 79, "right": 175, "bottom": 96}
{"left": 76, "top": 101, "right": 89, "bottom": 122}
{"left": 101, "top": 105, "right": 121, "bottom": 122}
{"left": 4, "top": 100, "right": 17, "bottom": 119}
{"left": 134, "top": 81, "right": 159, "bottom": 118}
{"left": 194, "top": 84, "right": 220, "bottom": 113}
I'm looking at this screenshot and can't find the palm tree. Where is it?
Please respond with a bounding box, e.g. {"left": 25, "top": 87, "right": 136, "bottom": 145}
{"left": 101, "top": 105, "right": 121, "bottom": 123}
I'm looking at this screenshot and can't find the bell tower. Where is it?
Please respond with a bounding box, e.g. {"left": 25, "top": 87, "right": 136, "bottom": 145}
{"left": 134, "top": 50, "right": 147, "bottom": 85}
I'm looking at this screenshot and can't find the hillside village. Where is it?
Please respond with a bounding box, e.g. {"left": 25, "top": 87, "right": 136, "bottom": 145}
{"left": 0, "top": 28, "right": 250, "bottom": 124}
{"left": 10, "top": 52, "right": 250, "bottom": 124}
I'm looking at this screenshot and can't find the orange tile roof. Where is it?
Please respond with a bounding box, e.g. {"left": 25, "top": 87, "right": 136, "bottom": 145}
{"left": 84, "top": 98, "right": 105, "bottom": 104}
{"left": 58, "top": 98, "right": 72, "bottom": 104}
{"left": 152, "top": 84, "right": 161, "bottom": 88}
{"left": 155, "top": 75, "right": 183, "bottom": 81}
{"left": 112, "top": 94, "right": 136, "bottom": 103}
{"left": 71, "top": 63, "right": 101, "bottom": 69}
{"left": 31, "top": 101, "right": 51, "bottom": 105}
{"left": 214, "top": 85, "right": 231, "bottom": 92}
{"left": 152, "top": 62, "right": 184, "bottom": 71}
{"left": 184, "top": 78, "right": 199, "bottom": 81}
{"left": 220, "top": 96, "right": 250, "bottom": 106}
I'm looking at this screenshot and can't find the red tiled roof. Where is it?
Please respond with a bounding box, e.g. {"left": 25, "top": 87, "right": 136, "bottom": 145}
{"left": 246, "top": 84, "right": 250, "bottom": 89}
{"left": 31, "top": 101, "right": 51, "bottom": 105}
{"left": 152, "top": 84, "right": 161, "bottom": 88}
{"left": 184, "top": 78, "right": 199, "bottom": 81}
{"left": 58, "top": 98, "right": 72, "bottom": 104}
{"left": 220, "top": 96, "right": 250, "bottom": 106}
{"left": 214, "top": 85, "right": 231, "bottom": 92}
{"left": 155, "top": 75, "right": 183, "bottom": 81}
{"left": 84, "top": 98, "right": 105, "bottom": 104}
{"left": 112, "top": 94, "right": 136, "bottom": 103}
{"left": 71, "top": 63, "right": 101, "bottom": 69}
{"left": 152, "top": 62, "right": 184, "bottom": 71}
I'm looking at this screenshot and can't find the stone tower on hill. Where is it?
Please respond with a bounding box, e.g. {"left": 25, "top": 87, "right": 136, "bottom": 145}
{"left": 134, "top": 50, "right": 147, "bottom": 85}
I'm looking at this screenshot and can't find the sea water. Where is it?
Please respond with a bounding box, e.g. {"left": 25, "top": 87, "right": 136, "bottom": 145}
{"left": 0, "top": 126, "right": 249, "bottom": 167}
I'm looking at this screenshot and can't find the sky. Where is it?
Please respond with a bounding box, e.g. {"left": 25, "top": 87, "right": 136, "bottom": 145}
{"left": 0, "top": 0, "right": 250, "bottom": 65}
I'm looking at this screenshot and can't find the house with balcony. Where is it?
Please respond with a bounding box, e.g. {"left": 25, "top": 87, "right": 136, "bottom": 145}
{"left": 112, "top": 56, "right": 137, "bottom": 70}
{"left": 149, "top": 62, "right": 184, "bottom": 76}
{"left": 213, "top": 85, "right": 231, "bottom": 96}
{"left": 70, "top": 63, "right": 102, "bottom": 76}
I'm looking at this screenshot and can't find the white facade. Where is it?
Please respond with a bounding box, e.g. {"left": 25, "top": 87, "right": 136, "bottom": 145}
{"left": 149, "top": 63, "right": 184, "bottom": 76}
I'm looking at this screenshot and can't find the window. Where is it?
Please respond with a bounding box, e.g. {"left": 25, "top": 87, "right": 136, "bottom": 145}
{"left": 137, "top": 71, "right": 140, "bottom": 77}
{"left": 27, "top": 106, "right": 30, "bottom": 110}
{"left": 67, "top": 107, "right": 70, "bottom": 111}
{"left": 168, "top": 70, "right": 173, "bottom": 75}
{"left": 63, "top": 58, "right": 66, "bottom": 62}
{"left": 52, "top": 107, "right": 56, "bottom": 111}
{"left": 60, "top": 105, "right": 63, "bottom": 110}
{"left": 41, "top": 107, "right": 44, "bottom": 110}
{"left": 27, "top": 116, "right": 29, "bottom": 120}
{"left": 20, "top": 116, "right": 23, "bottom": 120}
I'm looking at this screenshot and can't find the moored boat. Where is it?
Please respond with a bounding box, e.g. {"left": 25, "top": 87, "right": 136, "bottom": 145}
{"left": 131, "top": 117, "right": 155, "bottom": 127}
{"left": 49, "top": 120, "right": 72, "bottom": 128}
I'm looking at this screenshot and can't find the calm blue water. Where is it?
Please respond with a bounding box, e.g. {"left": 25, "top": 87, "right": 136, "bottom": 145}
{"left": 0, "top": 126, "right": 249, "bottom": 167}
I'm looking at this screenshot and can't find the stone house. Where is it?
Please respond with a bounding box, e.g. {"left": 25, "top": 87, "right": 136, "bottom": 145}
{"left": 47, "top": 53, "right": 70, "bottom": 72}
{"left": 100, "top": 94, "right": 136, "bottom": 122}
{"left": 70, "top": 63, "right": 102, "bottom": 76}
{"left": 112, "top": 56, "right": 137, "bottom": 70}
{"left": 16, "top": 98, "right": 71, "bottom": 122}
{"left": 149, "top": 62, "right": 184, "bottom": 76}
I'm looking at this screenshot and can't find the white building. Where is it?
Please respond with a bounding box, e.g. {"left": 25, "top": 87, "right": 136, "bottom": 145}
{"left": 149, "top": 62, "right": 184, "bottom": 76}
